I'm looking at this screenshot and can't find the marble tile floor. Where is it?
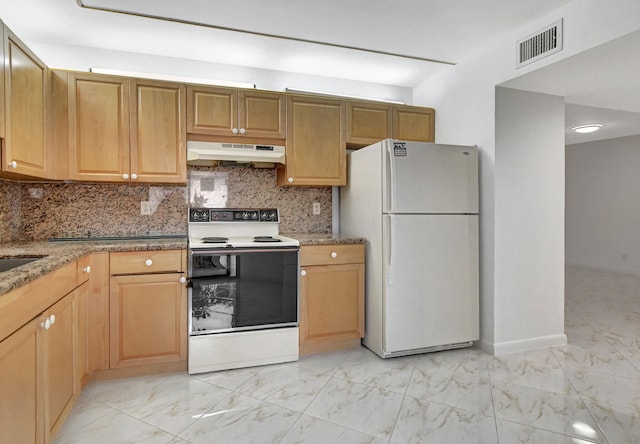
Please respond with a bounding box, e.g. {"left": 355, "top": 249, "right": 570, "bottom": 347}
{"left": 55, "top": 266, "right": 640, "bottom": 443}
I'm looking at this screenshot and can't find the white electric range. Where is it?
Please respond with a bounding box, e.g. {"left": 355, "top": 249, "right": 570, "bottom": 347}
{"left": 187, "top": 208, "right": 300, "bottom": 374}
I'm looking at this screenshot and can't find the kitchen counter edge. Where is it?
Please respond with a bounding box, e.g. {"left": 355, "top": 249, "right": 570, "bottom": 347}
{"left": 0, "top": 239, "right": 187, "bottom": 297}
{"left": 284, "top": 233, "right": 367, "bottom": 246}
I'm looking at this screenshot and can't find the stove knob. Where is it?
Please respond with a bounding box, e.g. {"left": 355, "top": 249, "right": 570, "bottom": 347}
{"left": 251, "top": 212, "right": 259, "bottom": 220}
{"left": 242, "top": 212, "right": 249, "bottom": 220}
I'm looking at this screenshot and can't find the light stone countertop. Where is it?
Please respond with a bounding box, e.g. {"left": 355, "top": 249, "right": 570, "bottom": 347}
{"left": 284, "top": 233, "right": 366, "bottom": 246}
{"left": 0, "top": 238, "right": 187, "bottom": 296}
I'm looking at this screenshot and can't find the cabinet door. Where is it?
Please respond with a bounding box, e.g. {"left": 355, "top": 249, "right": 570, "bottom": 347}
{"left": 2, "top": 27, "right": 48, "bottom": 178}
{"left": 87, "top": 253, "right": 110, "bottom": 373}
{"left": 43, "top": 292, "right": 78, "bottom": 440}
{"left": 0, "top": 317, "right": 43, "bottom": 444}
{"left": 187, "top": 85, "right": 237, "bottom": 136}
{"left": 130, "top": 79, "right": 186, "bottom": 183}
{"left": 68, "top": 72, "right": 130, "bottom": 182}
{"left": 110, "top": 273, "right": 186, "bottom": 368}
{"left": 346, "top": 100, "right": 392, "bottom": 148}
{"left": 75, "top": 283, "right": 89, "bottom": 389}
{"left": 299, "top": 262, "right": 364, "bottom": 346}
{"left": 278, "top": 95, "right": 346, "bottom": 186}
{"left": 238, "top": 89, "right": 285, "bottom": 139}
{"left": 392, "top": 105, "right": 435, "bottom": 142}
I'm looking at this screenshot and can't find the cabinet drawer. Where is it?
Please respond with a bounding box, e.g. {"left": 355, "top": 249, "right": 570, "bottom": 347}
{"left": 300, "top": 244, "right": 364, "bottom": 266}
{"left": 110, "top": 250, "right": 183, "bottom": 275}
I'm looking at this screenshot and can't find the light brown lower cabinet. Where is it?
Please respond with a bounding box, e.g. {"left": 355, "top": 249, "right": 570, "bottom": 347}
{"left": 44, "top": 289, "right": 80, "bottom": 440}
{"left": 0, "top": 283, "right": 85, "bottom": 444}
{"left": 299, "top": 244, "right": 365, "bottom": 355}
{"left": 109, "top": 250, "right": 187, "bottom": 369}
{"left": 0, "top": 316, "right": 41, "bottom": 444}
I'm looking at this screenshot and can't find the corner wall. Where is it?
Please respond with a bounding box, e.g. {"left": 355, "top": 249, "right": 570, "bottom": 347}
{"left": 494, "top": 87, "right": 566, "bottom": 353}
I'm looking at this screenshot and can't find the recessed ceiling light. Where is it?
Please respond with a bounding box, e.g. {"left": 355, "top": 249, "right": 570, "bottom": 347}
{"left": 571, "top": 124, "right": 603, "bottom": 133}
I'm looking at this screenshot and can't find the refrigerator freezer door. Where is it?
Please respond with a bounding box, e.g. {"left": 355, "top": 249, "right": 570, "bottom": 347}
{"left": 383, "top": 214, "right": 479, "bottom": 354}
{"left": 383, "top": 140, "right": 478, "bottom": 214}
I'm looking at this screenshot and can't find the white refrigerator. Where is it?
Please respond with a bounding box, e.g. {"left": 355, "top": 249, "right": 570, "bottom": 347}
{"left": 340, "top": 139, "right": 479, "bottom": 358}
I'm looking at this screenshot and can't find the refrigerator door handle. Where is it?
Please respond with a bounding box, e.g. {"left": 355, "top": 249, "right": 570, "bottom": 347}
{"left": 387, "top": 214, "right": 395, "bottom": 286}
{"left": 386, "top": 142, "right": 395, "bottom": 212}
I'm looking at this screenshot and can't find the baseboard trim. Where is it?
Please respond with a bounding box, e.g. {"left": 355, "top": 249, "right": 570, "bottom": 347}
{"left": 480, "top": 334, "right": 567, "bottom": 356}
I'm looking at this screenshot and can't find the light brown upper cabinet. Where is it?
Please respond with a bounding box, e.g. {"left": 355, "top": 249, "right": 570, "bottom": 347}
{"left": 67, "top": 72, "right": 130, "bottom": 182}
{"left": 347, "top": 101, "right": 435, "bottom": 148}
{"left": 130, "top": 79, "right": 186, "bottom": 183}
{"left": 1, "top": 23, "right": 49, "bottom": 179}
{"left": 393, "top": 105, "right": 435, "bottom": 143}
{"left": 277, "top": 94, "right": 346, "bottom": 186}
{"left": 66, "top": 72, "right": 186, "bottom": 183}
{"left": 346, "top": 100, "right": 392, "bottom": 148}
{"left": 187, "top": 85, "right": 285, "bottom": 140}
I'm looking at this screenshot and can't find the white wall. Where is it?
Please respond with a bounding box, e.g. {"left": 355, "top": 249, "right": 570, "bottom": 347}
{"left": 566, "top": 135, "right": 640, "bottom": 274}
{"left": 495, "top": 87, "right": 566, "bottom": 353}
{"left": 414, "top": 0, "right": 640, "bottom": 353}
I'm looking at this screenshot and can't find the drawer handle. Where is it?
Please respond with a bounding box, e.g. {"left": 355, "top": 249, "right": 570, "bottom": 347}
{"left": 300, "top": 270, "right": 307, "bottom": 276}
{"left": 331, "top": 252, "right": 337, "bottom": 258}
{"left": 145, "top": 259, "right": 153, "bottom": 266}
{"left": 83, "top": 266, "right": 91, "bottom": 273}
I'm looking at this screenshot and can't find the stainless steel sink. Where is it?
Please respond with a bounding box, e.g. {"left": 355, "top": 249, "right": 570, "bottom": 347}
{"left": 0, "top": 257, "right": 44, "bottom": 273}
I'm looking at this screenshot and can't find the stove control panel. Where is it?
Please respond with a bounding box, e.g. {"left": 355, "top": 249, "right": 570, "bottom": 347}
{"left": 189, "top": 208, "right": 280, "bottom": 223}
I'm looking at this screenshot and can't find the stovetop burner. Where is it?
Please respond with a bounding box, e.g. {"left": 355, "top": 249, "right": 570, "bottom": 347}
{"left": 253, "top": 236, "right": 281, "bottom": 243}
{"left": 201, "top": 236, "right": 229, "bottom": 243}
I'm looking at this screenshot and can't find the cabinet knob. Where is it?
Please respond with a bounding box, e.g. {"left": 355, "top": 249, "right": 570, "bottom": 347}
{"left": 145, "top": 259, "right": 153, "bottom": 266}
{"left": 131, "top": 173, "right": 138, "bottom": 180}
{"left": 232, "top": 127, "right": 239, "bottom": 134}
{"left": 122, "top": 173, "right": 129, "bottom": 180}
{"left": 239, "top": 128, "right": 246, "bottom": 134}
{"left": 179, "top": 276, "right": 187, "bottom": 283}
{"left": 300, "top": 270, "right": 307, "bottom": 276}
{"left": 331, "top": 252, "right": 337, "bottom": 258}
{"left": 8, "top": 160, "right": 17, "bottom": 169}
{"left": 83, "top": 266, "right": 91, "bottom": 273}
{"left": 41, "top": 318, "right": 51, "bottom": 330}
{"left": 49, "top": 314, "right": 56, "bottom": 326}
{"left": 288, "top": 177, "right": 294, "bottom": 183}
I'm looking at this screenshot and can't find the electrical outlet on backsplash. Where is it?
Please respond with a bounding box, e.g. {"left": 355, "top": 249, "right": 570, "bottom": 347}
{"left": 2, "top": 167, "right": 332, "bottom": 241}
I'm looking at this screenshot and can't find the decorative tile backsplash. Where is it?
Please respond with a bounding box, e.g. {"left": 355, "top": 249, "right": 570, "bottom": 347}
{"left": 0, "top": 181, "right": 21, "bottom": 242}
{"left": 1, "top": 167, "right": 332, "bottom": 241}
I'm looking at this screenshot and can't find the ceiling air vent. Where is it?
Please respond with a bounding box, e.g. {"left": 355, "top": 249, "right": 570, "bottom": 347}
{"left": 516, "top": 19, "right": 563, "bottom": 68}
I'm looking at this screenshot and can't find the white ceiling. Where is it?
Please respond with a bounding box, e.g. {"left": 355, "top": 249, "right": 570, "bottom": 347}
{"left": 0, "top": 0, "right": 572, "bottom": 87}
{"left": 0, "top": 0, "right": 638, "bottom": 144}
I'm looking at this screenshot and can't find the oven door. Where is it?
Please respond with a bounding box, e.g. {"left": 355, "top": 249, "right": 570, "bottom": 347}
{"left": 188, "top": 247, "right": 299, "bottom": 335}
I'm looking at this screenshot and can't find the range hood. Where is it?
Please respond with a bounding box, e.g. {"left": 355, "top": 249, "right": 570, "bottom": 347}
{"left": 187, "top": 141, "right": 285, "bottom": 167}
